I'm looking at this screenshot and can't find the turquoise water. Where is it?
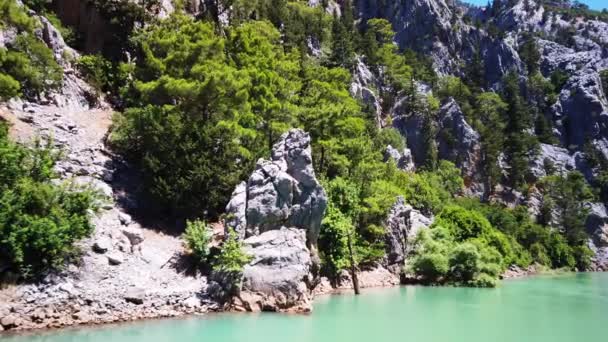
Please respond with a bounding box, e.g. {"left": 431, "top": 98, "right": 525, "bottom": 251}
{"left": 4, "top": 273, "right": 608, "bottom": 342}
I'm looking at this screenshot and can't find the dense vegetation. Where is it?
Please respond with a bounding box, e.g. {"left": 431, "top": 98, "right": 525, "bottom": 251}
{"left": 1, "top": 0, "right": 604, "bottom": 287}
{"left": 0, "top": 0, "right": 62, "bottom": 100}
{"left": 85, "top": 1, "right": 601, "bottom": 286}
{"left": 0, "top": 122, "right": 98, "bottom": 280}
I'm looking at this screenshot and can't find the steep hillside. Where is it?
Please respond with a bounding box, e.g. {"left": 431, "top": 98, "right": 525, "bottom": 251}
{"left": 1, "top": 0, "right": 607, "bottom": 332}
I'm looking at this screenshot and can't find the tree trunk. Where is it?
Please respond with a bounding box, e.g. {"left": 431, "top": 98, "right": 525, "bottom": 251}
{"left": 347, "top": 232, "right": 360, "bottom": 295}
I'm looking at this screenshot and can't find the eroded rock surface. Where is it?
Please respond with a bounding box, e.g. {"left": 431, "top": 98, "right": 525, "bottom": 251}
{"left": 238, "top": 228, "right": 313, "bottom": 312}
{"left": 224, "top": 129, "right": 327, "bottom": 312}
{"left": 384, "top": 196, "right": 433, "bottom": 272}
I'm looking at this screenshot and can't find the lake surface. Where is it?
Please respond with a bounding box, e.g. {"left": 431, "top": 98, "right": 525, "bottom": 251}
{"left": 5, "top": 273, "right": 608, "bottom": 342}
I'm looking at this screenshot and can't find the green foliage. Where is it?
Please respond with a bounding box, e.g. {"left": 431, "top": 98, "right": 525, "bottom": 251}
{"left": 0, "top": 2, "right": 62, "bottom": 99}
{"left": 320, "top": 204, "right": 355, "bottom": 275}
{"left": 413, "top": 252, "right": 449, "bottom": 281}
{"left": 329, "top": 6, "right": 354, "bottom": 69}
{"left": 0, "top": 0, "right": 37, "bottom": 32}
{"left": 437, "top": 76, "right": 472, "bottom": 105}
{"left": 409, "top": 229, "right": 450, "bottom": 281}
{"left": 0, "top": 126, "right": 98, "bottom": 279}
{"left": 213, "top": 229, "right": 252, "bottom": 274}
{"left": 473, "top": 92, "right": 507, "bottom": 190}
{"left": 183, "top": 220, "right": 212, "bottom": 264}
{"left": 0, "top": 72, "right": 20, "bottom": 100}
{"left": 111, "top": 105, "right": 247, "bottom": 217}
{"left": 538, "top": 172, "right": 594, "bottom": 269}
{"left": 77, "top": 55, "right": 112, "bottom": 92}
{"left": 434, "top": 205, "right": 493, "bottom": 241}
{"left": 519, "top": 34, "right": 541, "bottom": 74}
{"left": 502, "top": 71, "right": 538, "bottom": 188}
{"left": 448, "top": 242, "right": 481, "bottom": 282}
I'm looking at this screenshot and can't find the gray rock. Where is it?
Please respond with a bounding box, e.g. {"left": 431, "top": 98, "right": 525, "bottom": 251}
{"left": 107, "top": 252, "right": 124, "bottom": 266}
{"left": 528, "top": 144, "right": 577, "bottom": 181}
{"left": 351, "top": 57, "right": 382, "bottom": 124}
{"left": 384, "top": 196, "right": 433, "bottom": 268}
{"left": 384, "top": 145, "right": 415, "bottom": 172}
{"left": 555, "top": 70, "right": 608, "bottom": 151}
{"left": 226, "top": 129, "right": 327, "bottom": 244}
{"left": 118, "top": 212, "right": 132, "bottom": 226}
{"left": 586, "top": 203, "right": 608, "bottom": 248}
{"left": 121, "top": 227, "right": 144, "bottom": 246}
{"left": 436, "top": 99, "right": 482, "bottom": 182}
{"left": 124, "top": 288, "right": 146, "bottom": 305}
{"left": 182, "top": 296, "right": 201, "bottom": 309}
{"left": 588, "top": 203, "right": 608, "bottom": 271}
{"left": 1, "top": 315, "right": 19, "bottom": 329}
{"left": 224, "top": 129, "right": 326, "bottom": 312}
{"left": 394, "top": 98, "right": 483, "bottom": 194}
{"left": 240, "top": 227, "right": 313, "bottom": 312}
{"left": 224, "top": 182, "right": 248, "bottom": 240}
{"left": 92, "top": 236, "right": 112, "bottom": 254}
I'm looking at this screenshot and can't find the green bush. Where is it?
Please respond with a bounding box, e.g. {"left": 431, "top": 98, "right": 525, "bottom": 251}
{"left": 412, "top": 253, "right": 449, "bottom": 281}
{"left": 434, "top": 205, "right": 493, "bottom": 241}
{"left": 213, "top": 229, "right": 251, "bottom": 275}
{"left": 0, "top": 126, "right": 98, "bottom": 279}
{"left": 183, "top": 220, "right": 212, "bottom": 264}
{"left": 0, "top": 72, "right": 20, "bottom": 100}
{"left": 0, "top": 1, "right": 62, "bottom": 98}
{"left": 448, "top": 242, "right": 480, "bottom": 282}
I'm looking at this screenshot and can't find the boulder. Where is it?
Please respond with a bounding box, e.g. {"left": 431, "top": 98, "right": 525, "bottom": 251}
{"left": 92, "top": 236, "right": 112, "bottom": 254}
{"left": 225, "top": 129, "right": 327, "bottom": 244}
{"left": 384, "top": 145, "right": 415, "bottom": 172}
{"left": 124, "top": 288, "right": 146, "bottom": 305}
{"left": 224, "top": 129, "right": 327, "bottom": 312}
{"left": 1, "top": 315, "right": 20, "bottom": 329}
{"left": 121, "top": 227, "right": 144, "bottom": 246}
{"left": 436, "top": 99, "right": 482, "bottom": 185}
{"left": 586, "top": 203, "right": 608, "bottom": 247}
{"left": 384, "top": 196, "right": 433, "bottom": 270}
{"left": 107, "top": 252, "right": 124, "bottom": 266}
{"left": 224, "top": 182, "right": 248, "bottom": 239}
{"left": 240, "top": 228, "right": 313, "bottom": 312}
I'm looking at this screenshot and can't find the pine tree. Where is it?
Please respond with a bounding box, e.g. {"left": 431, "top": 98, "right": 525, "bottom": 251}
{"left": 502, "top": 71, "right": 537, "bottom": 188}
{"left": 520, "top": 34, "right": 541, "bottom": 75}
{"left": 329, "top": 9, "right": 354, "bottom": 69}
{"left": 476, "top": 92, "right": 508, "bottom": 192}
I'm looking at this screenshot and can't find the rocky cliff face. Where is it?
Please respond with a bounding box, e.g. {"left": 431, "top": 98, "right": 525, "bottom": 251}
{"left": 225, "top": 129, "right": 327, "bottom": 312}
{"left": 355, "top": 0, "right": 608, "bottom": 269}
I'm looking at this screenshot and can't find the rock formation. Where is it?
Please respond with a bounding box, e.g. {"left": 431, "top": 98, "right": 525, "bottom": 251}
{"left": 225, "top": 129, "right": 327, "bottom": 312}
{"left": 384, "top": 196, "right": 433, "bottom": 272}
{"left": 586, "top": 203, "right": 608, "bottom": 271}
{"left": 384, "top": 145, "right": 416, "bottom": 172}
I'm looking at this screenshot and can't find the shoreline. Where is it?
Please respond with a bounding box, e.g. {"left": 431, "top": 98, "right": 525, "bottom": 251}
{"left": 3, "top": 269, "right": 603, "bottom": 336}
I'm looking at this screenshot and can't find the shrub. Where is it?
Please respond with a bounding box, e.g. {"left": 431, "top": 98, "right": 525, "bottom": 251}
{"left": 0, "top": 35, "right": 62, "bottom": 97}
{"left": 434, "top": 205, "right": 493, "bottom": 241}
{"left": 470, "top": 273, "right": 498, "bottom": 288}
{"left": 448, "top": 243, "right": 480, "bottom": 282}
{"left": 0, "top": 72, "right": 20, "bottom": 100}
{"left": 412, "top": 253, "right": 449, "bottom": 281}
{"left": 213, "top": 229, "right": 251, "bottom": 275}
{"left": 183, "top": 220, "right": 212, "bottom": 264}
{"left": 0, "top": 128, "right": 98, "bottom": 279}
